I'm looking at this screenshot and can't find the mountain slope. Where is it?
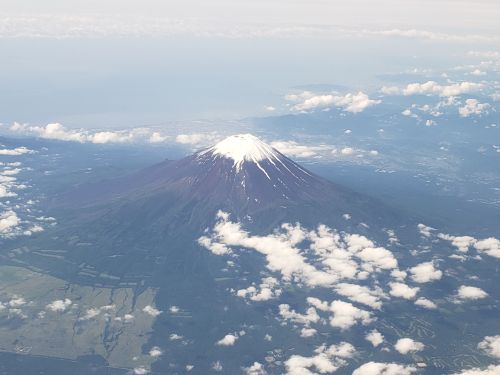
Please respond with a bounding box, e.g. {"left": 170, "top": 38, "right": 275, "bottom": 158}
{"left": 57, "top": 134, "right": 395, "bottom": 227}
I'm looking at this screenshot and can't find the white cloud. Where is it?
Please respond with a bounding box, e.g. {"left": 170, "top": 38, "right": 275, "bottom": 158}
{"left": 197, "top": 235, "right": 231, "bottom": 255}
{"left": 340, "top": 147, "right": 355, "bottom": 156}
{"left": 402, "top": 81, "right": 483, "bottom": 97}
{"left": 409, "top": 261, "right": 442, "bottom": 283}
{"left": 458, "top": 99, "right": 490, "bottom": 117}
{"left": 244, "top": 362, "right": 267, "bottom": 375}
{"left": 123, "top": 313, "right": 134, "bottom": 322}
{"left": 199, "top": 212, "right": 336, "bottom": 287}
{"left": 394, "top": 338, "right": 425, "bottom": 354}
{"left": 418, "top": 223, "right": 435, "bottom": 237}
{"left": 457, "top": 285, "right": 488, "bottom": 300}
{"left": 0, "top": 185, "right": 17, "bottom": 198}
{"left": 414, "top": 297, "right": 437, "bottom": 309}
{"left": 300, "top": 327, "right": 318, "bottom": 338}
{"left": 8, "top": 122, "right": 171, "bottom": 145}
{"left": 353, "top": 362, "right": 417, "bottom": 375}
{"left": 334, "top": 283, "right": 385, "bottom": 309}
{"left": 0, "top": 210, "right": 20, "bottom": 234}
{"left": 391, "top": 269, "right": 407, "bottom": 281}
{"left": 143, "top": 305, "right": 162, "bottom": 317}
{"left": 0, "top": 14, "right": 498, "bottom": 43}
{"left": 474, "top": 238, "right": 500, "bottom": 258}
{"left": 287, "top": 91, "right": 381, "bottom": 113}
{"left": 216, "top": 333, "right": 239, "bottom": 346}
{"left": 438, "top": 234, "right": 499, "bottom": 259}
{"left": 389, "top": 282, "right": 419, "bottom": 300}
{"left": 169, "top": 305, "right": 180, "bottom": 313}
{"left": 353, "top": 245, "right": 398, "bottom": 270}
{"left": 200, "top": 212, "right": 400, "bottom": 297}
{"left": 285, "top": 342, "right": 356, "bottom": 375}
{"left": 0, "top": 146, "right": 34, "bottom": 155}
{"left": 79, "top": 308, "right": 101, "bottom": 320}
{"left": 78, "top": 304, "right": 115, "bottom": 320}
{"left": 237, "top": 277, "right": 282, "bottom": 301}
{"left": 366, "top": 29, "right": 499, "bottom": 43}
{"left": 438, "top": 234, "right": 477, "bottom": 252}
{"left": 365, "top": 330, "right": 384, "bottom": 347}
{"left": 149, "top": 346, "right": 163, "bottom": 357}
{"left": 8, "top": 297, "right": 26, "bottom": 307}
{"left": 470, "top": 69, "right": 486, "bottom": 76}
{"left": 326, "top": 300, "right": 373, "bottom": 330}
{"left": 478, "top": 336, "right": 500, "bottom": 359}
{"left": 175, "top": 133, "right": 218, "bottom": 145}
{"left": 381, "top": 86, "right": 400, "bottom": 95}
{"left": 133, "top": 367, "right": 149, "bottom": 375}
{"left": 305, "top": 297, "right": 373, "bottom": 331}
{"left": 279, "top": 304, "right": 320, "bottom": 326}
{"left": 212, "top": 361, "right": 223, "bottom": 372}
{"left": 451, "top": 365, "right": 500, "bottom": 375}
{"left": 270, "top": 141, "right": 330, "bottom": 158}
{"left": 46, "top": 298, "right": 72, "bottom": 312}
{"left": 148, "top": 132, "right": 169, "bottom": 143}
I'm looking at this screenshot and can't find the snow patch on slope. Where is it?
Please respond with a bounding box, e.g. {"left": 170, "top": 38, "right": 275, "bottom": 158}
{"left": 204, "top": 134, "right": 280, "bottom": 171}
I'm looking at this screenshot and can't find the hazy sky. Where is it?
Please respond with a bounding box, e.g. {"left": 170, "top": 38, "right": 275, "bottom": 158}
{"left": 1, "top": 0, "right": 500, "bottom": 36}
{"left": 0, "top": 1, "right": 498, "bottom": 127}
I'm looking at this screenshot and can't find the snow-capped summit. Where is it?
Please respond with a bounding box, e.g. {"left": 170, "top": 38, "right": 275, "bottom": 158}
{"left": 202, "top": 134, "right": 280, "bottom": 171}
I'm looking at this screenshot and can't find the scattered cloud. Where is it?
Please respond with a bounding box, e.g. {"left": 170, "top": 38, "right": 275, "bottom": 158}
{"left": 334, "top": 283, "right": 385, "bottom": 309}
{"left": 149, "top": 346, "right": 163, "bottom": 358}
{"left": 308, "top": 298, "right": 373, "bottom": 330}
{"left": 285, "top": 342, "right": 356, "bottom": 375}
{"left": 386, "top": 81, "right": 483, "bottom": 98}
{"left": 451, "top": 365, "right": 500, "bottom": 375}
{"left": 142, "top": 305, "right": 162, "bottom": 317}
{"left": 365, "top": 330, "right": 384, "bottom": 347}
{"left": 456, "top": 285, "right": 488, "bottom": 300}
{"left": 78, "top": 304, "right": 115, "bottom": 321}
{"left": 439, "top": 233, "right": 500, "bottom": 258}
{"left": 417, "top": 224, "right": 436, "bottom": 238}
{"left": 46, "top": 299, "right": 72, "bottom": 312}
{"left": 409, "top": 261, "right": 442, "bottom": 283}
{"left": 236, "top": 277, "right": 282, "bottom": 301}
{"left": 414, "top": 297, "right": 437, "bottom": 309}
{"left": 279, "top": 304, "right": 320, "bottom": 326}
{"left": 244, "top": 362, "right": 267, "bottom": 375}
{"left": 8, "top": 122, "right": 168, "bottom": 145}
{"left": 216, "top": 333, "right": 239, "bottom": 346}
{"left": 389, "top": 282, "right": 419, "bottom": 300}
{"left": 1, "top": 15, "right": 498, "bottom": 43}
{"left": 286, "top": 91, "right": 381, "bottom": 113}
{"left": 270, "top": 141, "right": 330, "bottom": 158}
{"left": 458, "top": 99, "right": 490, "bottom": 117}
{"left": 353, "top": 362, "right": 417, "bottom": 375}
{"left": 438, "top": 234, "right": 477, "bottom": 253}
{"left": 0, "top": 146, "right": 35, "bottom": 155}
{"left": 200, "top": 212, "right": 400, "bottom": 293}
{"left": 0, "top": 210, "right": 20, "bottom": 234}
{"left": 474, "top": 238, "right": 500, "bottom": 258}
{"left": 175, "top": 133, "right": 218, "bottom": 146}
{"left": 133, "top": 367, "right": 149, "bottom": 375}
{"left": 478, "top": 336, "right": 500, "bottom": 359}
{"left": 394, "top": 338, "right": 425, "bottom": 354}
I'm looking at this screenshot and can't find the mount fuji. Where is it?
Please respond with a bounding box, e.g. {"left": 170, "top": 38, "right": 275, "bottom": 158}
{"left": 57, "top": 134, "right": 398, "bottom": 232}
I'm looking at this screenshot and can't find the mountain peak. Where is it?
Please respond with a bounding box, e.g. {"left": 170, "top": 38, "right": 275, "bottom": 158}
{"left": 203, "top": 134, "right": 279, "bottom": 170}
